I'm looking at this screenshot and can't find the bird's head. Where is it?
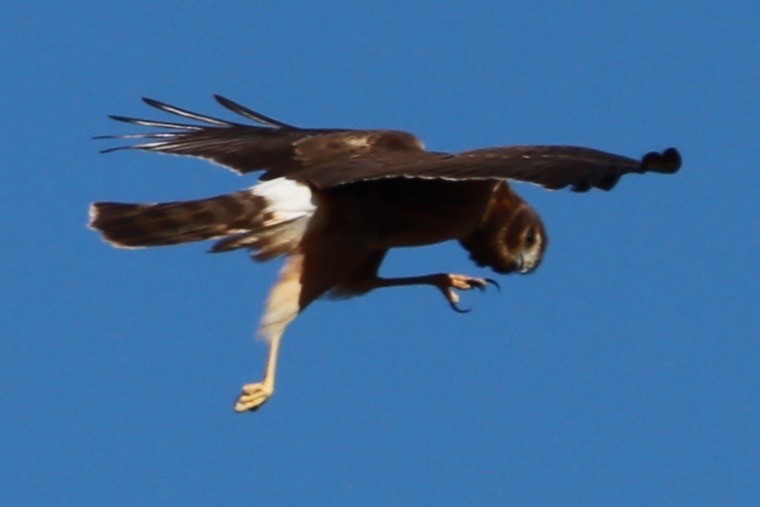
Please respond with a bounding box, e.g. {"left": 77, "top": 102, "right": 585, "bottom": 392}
{"left": 460, "top": 183, "right": 548, "bottom": 275}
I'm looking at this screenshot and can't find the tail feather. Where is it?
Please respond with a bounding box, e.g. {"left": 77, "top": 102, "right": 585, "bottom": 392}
{"left": 89, "top": 190, "right": 268, "bottom": 248}
{"left": 210, "top": 218, "right": 312, "bottom": 261}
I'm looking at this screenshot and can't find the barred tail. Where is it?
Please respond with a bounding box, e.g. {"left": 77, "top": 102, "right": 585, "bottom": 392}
{"left": 89, "top": 190, "right": 268, "bottom": 249}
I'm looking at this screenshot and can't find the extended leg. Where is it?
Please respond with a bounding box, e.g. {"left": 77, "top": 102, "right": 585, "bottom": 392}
{"left": 367, "top": 273, "right": 498, "bottom": 313}
{"left": 234, "top": 254, "right": 304, "bottom": 412}
{"left": 234, "top": 240, "right": 369, "bottom": 412}
{"left": 335, "top": 252, "right": 498, "bottom": 313}
{"left": 336, "top": 251, "right": 498, "bottom": 312}
{"left": 234, "top": 328, "right": 283, "bottom": 412}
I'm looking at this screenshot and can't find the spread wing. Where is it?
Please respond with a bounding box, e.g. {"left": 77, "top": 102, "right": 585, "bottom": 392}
{"left": 98, "top": 96, "right": 681, "bottom": 192}
{"left": 97, "top": 95, "right": 425, "bottom": 177}
{"left": 292, "top": 145, "right": 681, "bottom": 192}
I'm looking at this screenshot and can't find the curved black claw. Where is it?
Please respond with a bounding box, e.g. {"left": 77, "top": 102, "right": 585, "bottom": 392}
{"left": 449, "top": 300, "right": 472, "bottom": 314}
{"left": 484, "top": 278, "right": 500, "bottom": 291}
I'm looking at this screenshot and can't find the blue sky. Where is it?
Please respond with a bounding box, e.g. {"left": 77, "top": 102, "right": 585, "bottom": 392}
{"left": 2, "top": 2, "right": 758, "bottom": 505}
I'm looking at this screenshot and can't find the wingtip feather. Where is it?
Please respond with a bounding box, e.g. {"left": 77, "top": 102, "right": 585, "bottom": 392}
{"left": 213, "top": 94, "right": 295, "bottom": 129}
{"left": 642, "top": 147, "right": 681, "bottom": 174}
{"left": 141, "top": 97, "right": 173, "bottom": 113}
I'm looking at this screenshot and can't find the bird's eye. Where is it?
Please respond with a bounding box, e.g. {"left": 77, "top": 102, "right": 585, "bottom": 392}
{"left": 525, "top": 229, "right": 537, "bottom": 247}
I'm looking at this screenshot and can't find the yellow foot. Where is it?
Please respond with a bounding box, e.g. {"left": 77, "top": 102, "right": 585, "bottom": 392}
{"left": 434, "top": 273, "right": 499, "bottom": 313}
{"left": 234, "top": 381, "right": 273, "bottom": 412}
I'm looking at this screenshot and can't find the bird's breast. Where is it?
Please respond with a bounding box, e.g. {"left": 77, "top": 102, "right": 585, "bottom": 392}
{"left": 318, "top": 178, "right": 498, "bottom": 248}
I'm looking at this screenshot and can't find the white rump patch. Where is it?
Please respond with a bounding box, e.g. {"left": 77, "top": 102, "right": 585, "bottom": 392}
{"left": 251, "top": 177, "right": 316, "bottom": 224}
{"left": 218, "top": 178, "right": 317, "bottom": 260}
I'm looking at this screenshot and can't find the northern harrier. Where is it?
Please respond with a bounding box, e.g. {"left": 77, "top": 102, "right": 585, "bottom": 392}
{"left": 90, "top": 96, "right": 681, "bottom": 412}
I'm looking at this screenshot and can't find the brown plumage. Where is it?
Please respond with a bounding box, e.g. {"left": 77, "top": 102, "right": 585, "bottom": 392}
{"left": 90, "top": 95, "right": 682, "bottom": 412}
{"left": 90, "top": 190, "right": 269, "bottom": 248}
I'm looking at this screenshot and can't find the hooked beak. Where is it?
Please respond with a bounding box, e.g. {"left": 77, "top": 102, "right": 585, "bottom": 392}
{"left": 516, "top": 253, "right": 540, "bottom": 274}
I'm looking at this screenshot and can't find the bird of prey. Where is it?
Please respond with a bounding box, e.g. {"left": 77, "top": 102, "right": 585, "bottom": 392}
{"left": 89, "top": 95, "right": 681, "bottom": 412}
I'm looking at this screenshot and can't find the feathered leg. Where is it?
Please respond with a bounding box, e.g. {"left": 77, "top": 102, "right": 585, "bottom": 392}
{"left": 235, "top": 236, "right": 372, "bottom": 412}
{"left": 234, "top": 253, "right": 304, "bottom": 412}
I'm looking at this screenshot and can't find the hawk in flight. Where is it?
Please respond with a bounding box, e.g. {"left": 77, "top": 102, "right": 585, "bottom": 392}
{"left": 90, "top": 96, "right": 681, "bottom": 412}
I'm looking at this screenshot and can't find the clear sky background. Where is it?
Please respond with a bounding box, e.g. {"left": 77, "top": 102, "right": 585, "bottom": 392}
{"left": 2, "top": 2, "right": 758, "bottom": 505}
